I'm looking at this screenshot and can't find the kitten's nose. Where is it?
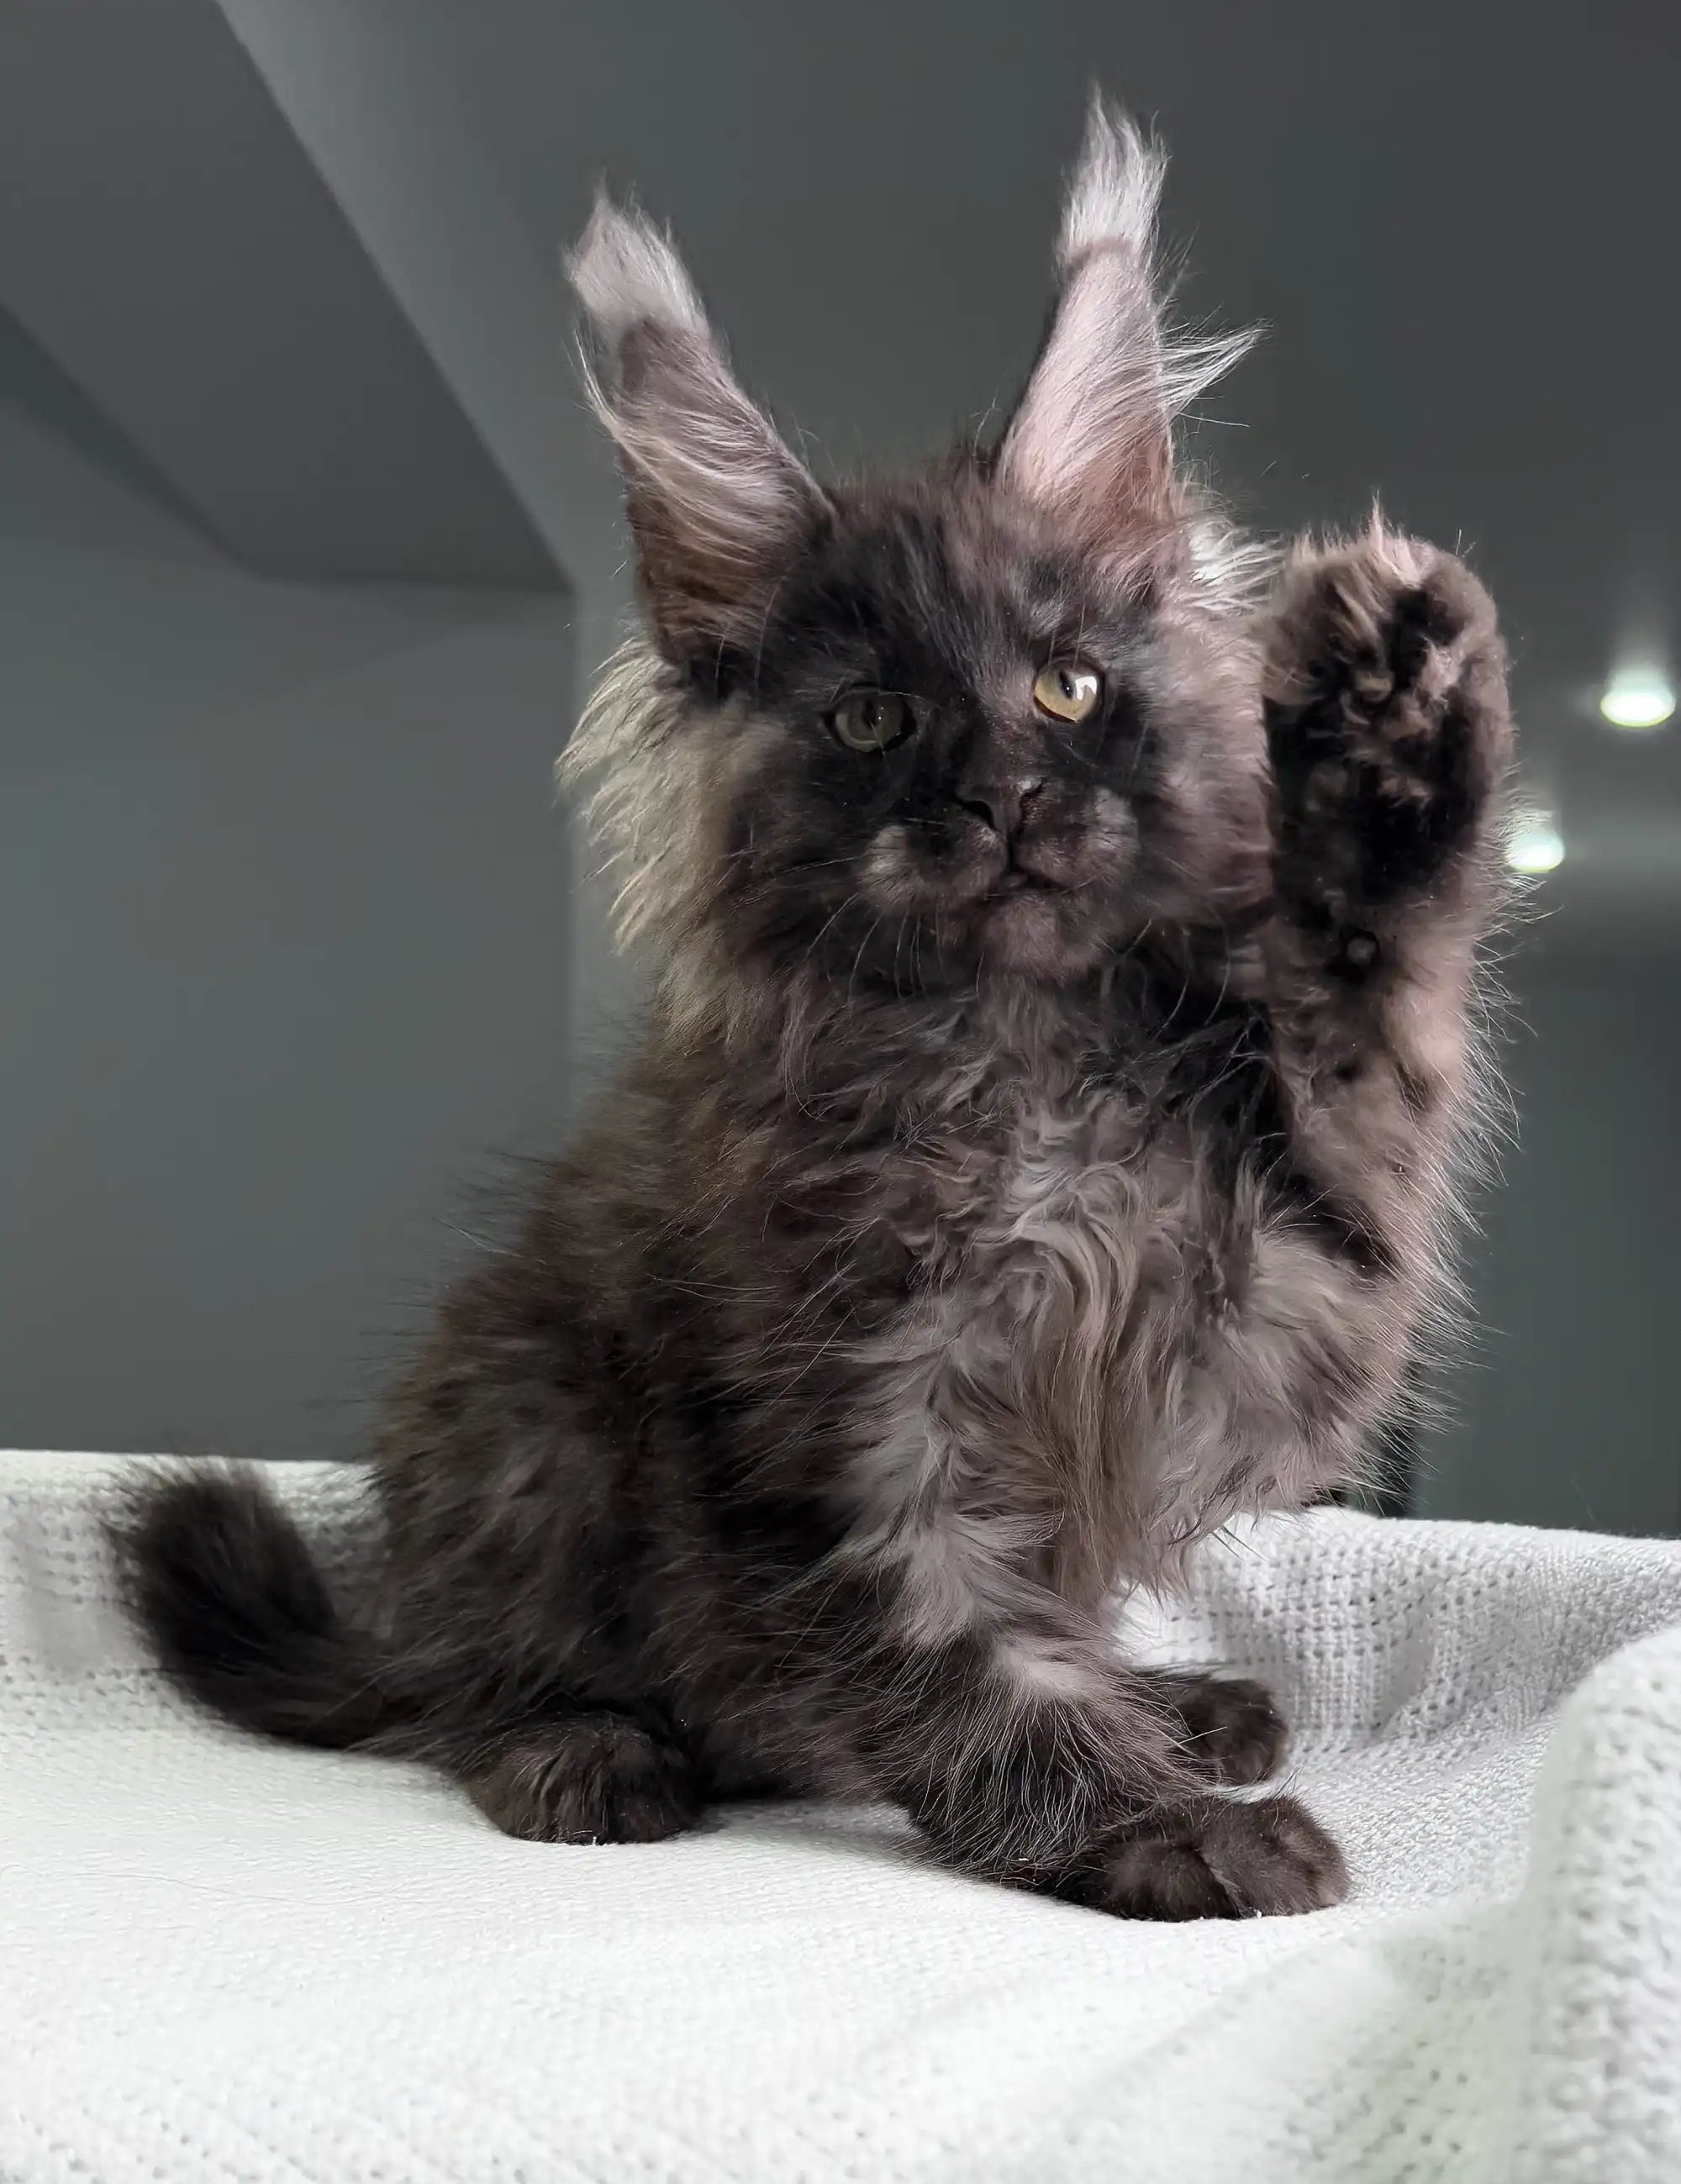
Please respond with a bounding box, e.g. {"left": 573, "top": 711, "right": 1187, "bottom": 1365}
{"left": 956, "top": 777, "right": 1044, "bottom": 843}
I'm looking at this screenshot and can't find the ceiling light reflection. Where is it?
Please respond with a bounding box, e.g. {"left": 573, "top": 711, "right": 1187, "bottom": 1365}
{"left": 1599, "top": 671, "right": 1675, "bottom": 731}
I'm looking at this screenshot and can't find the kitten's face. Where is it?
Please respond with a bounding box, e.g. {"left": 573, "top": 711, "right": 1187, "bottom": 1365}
{"left": 709, "top": 485, "right": 1266, "bottom": 987}
{"left": 565, "top": 104, "right": 1268, "bottom": 995}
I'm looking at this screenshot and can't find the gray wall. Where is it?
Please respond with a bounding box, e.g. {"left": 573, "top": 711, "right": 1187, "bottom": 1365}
{"left": 1, "top": 313, "right": 577, "bottom": 1460}
{"left": 212, "top": 0, "right": 637, "bottom": 1065}
{"left": 1420, "top": 950, "right": 1681, "bottom": 1535}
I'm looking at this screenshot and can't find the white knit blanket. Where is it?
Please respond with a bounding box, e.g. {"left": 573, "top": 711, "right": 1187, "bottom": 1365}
{"left": 6, "top": 1449, "right": 1681, "bottom": 2183}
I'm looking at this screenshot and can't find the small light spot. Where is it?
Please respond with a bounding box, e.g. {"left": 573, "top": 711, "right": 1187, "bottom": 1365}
{"left": 1505, "top": 814, "right": 1564, "bottom": 875}
{"left": 1599, "top": 671, "right": 1674, "bottom": 732}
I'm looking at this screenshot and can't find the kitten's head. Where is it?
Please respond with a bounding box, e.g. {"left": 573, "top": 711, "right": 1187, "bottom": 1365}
{"left": 565, "top": 103, "right": 1270, "bottom": 1000}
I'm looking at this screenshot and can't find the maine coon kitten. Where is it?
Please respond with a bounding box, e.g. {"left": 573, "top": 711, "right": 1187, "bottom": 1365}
{"left": 118, "top": 103, "right": 1512, "bottom": 1919}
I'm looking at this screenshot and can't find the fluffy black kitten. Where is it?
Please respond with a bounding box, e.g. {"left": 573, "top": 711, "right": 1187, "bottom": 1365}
{"left": 118, "top": 104, "right": 1512, "bottom": 1919}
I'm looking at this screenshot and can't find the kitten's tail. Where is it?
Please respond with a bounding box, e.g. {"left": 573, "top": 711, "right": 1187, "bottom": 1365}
{"left": 109, "top": 1467, "right": 398, "bottom": 1749}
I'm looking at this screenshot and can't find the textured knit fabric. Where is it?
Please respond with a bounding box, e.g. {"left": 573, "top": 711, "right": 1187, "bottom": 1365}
{"left": 4, "top": 1448, "right": 1681, "bottom": 2182}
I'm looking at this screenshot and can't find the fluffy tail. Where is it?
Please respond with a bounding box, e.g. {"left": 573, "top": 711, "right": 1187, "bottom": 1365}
{"left": 109, "top": 1467, "right": 396, "bottom": 1749}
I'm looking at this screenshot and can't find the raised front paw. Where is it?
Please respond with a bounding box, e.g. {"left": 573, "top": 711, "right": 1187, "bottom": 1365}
{"left": 1262, "top": 524, "right": 1511, "bottom": 926}
{"left": 1072, "top": 1794, "right": 1349, "bottom": 1920}
{"left": 1144, "top": 1671, "right": 1289, "bottom": 1787}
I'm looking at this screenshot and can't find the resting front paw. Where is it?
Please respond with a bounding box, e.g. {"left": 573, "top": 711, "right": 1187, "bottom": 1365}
{"left": 461, "top": 1712, "right": 700, "bottom": 1845}
{"left": 1071, "top": 1794, "right": 1349, "bottom": 1920}
{"left": 1262, "top": 524, "right": 1511, "bottom": 925}
{"left": 1145, "top": 1671, "right": 1289, "bottom": 1787}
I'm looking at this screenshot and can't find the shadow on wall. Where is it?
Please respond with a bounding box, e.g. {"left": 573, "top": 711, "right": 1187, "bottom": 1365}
{"left": 0, "top": 312, "right": 578, "bottom": 1463}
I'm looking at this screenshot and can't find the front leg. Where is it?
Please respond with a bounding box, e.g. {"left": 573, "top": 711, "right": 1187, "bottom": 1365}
{"left": 842, "top": 1571, "right": 1343, "bottom": 1916}
{"left": 1255, "top": 523, "right": 1514, "bottom": 1280}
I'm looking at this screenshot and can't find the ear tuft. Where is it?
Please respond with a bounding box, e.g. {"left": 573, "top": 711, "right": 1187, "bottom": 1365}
{"left": 566, "top": 194, "right": 709, "bottom": 359}
{"left": 1057, "top": 98, "right": 1166, "bottom": 271}
{"left": 999, "top": 97, "right": 1253, "bottom": 554}
{"left": 567, "top": 192, "right": 819, "bottom": 664}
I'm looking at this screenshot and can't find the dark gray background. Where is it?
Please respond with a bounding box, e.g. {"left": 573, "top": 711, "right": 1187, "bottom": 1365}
{"left": 2, "top": 1, "right": 1675, "bottom": 1529}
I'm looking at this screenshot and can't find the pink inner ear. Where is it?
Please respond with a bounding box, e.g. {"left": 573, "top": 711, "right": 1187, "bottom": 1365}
{"left": 597, "top": 318, "right": 821, "bottom": 656}
{"left": 622, "top": 327, "right": 804, "bottom": 536}
{"left": 999, "top": 240, "right": 1178, "bottom": 543}
{"left": 569, "top": 195, "right": 823, "bottom": 656}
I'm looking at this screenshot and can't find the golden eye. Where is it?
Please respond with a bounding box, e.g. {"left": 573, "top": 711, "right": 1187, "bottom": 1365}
{"left": 830, "top": 691, "right": 914, "bottom": 753}
{"left": 1032, "top": 660, "right": 1103, "bottom": 724}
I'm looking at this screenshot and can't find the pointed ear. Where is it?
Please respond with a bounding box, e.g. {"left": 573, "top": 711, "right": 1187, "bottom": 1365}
{"left": 998, "top": 101, "right": 1252, "bottom": 553}
{"left": 568, "top": 197, "right": 822, "bottom": 663}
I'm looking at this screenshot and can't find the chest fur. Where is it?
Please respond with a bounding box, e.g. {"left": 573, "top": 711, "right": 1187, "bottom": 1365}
{"left": 909, "top": 1082, "right": 1220, "bottom": 1378}
{"left": 837, "top": 1086, "right": 1219, "bottom": 1603}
